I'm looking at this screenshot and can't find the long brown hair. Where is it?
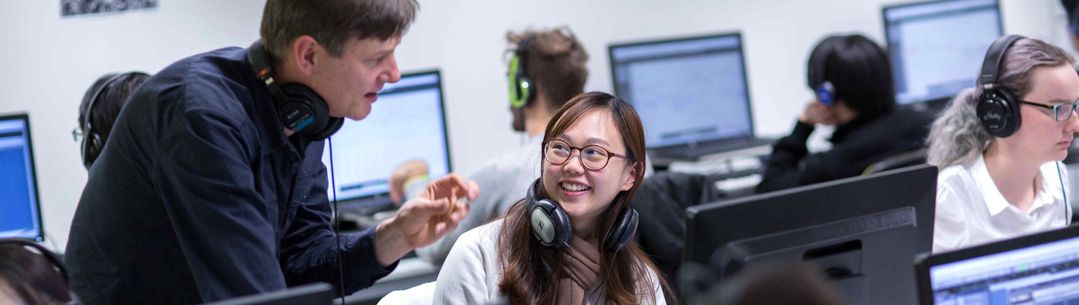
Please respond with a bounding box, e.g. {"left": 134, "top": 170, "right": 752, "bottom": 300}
{"left": 497, "top": 92, "right": 671, "bottom": 304}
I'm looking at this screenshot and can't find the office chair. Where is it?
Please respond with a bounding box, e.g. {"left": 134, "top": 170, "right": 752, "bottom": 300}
{"left": 862, "top": 148, "right": 928, "bottom": 175}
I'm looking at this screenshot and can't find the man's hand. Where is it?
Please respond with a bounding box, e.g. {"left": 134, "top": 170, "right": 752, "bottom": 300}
{"left": 388, "top": 159, "right": 429, "bottom": 205}
{"left": 798, "top": 99, "right": 838, "bottom": 126}
{"left": 374, "top": 174, "right": 479, "bottom": 266}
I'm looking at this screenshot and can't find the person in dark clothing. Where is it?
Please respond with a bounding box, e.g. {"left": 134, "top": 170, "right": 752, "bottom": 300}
{"left": 630, "top": 172, "right": 724, "bottom": 280}
{"left": 75, "top": 71, "right": 150, "bottom": 169}
{"left": 756, "top": 34, "right": 932, "bottom": 193}
{"left": 1063, "top": 1, "right": 1079, "bottom": 54}
{"left": 64, "top": 1, "right": 479, "bottom": 304}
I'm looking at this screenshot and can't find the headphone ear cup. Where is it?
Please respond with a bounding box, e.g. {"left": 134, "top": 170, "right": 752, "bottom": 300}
{"left": 603, "top": 208, "right": 638, "bottom": 253}
{"left": 525, "top": 179, "right": 572, "bottom": 248}
{"left": 82, "top": 133, "right": 102, "bottom": 169}
{"left": 529, "top": 198, "right": 572, "bottom": 248}
{"left": 977, "top": 88, "right": 1021, "bottom": 138}
{"left": 518, "top": 76, "right": 532, "bottom": 107}
{"left": 508, "top": 55, "right": 532, "bottom": 109}
{"left": 309, "top": 117, "right": 344, "bottom": 141}
{"left": 279, "top": 83, "right": 338, "bottom": 140}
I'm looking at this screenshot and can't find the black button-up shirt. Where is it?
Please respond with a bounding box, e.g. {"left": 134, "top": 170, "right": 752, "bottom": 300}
{"left": 65, "top": 47, "right": 394, "bottom": 305}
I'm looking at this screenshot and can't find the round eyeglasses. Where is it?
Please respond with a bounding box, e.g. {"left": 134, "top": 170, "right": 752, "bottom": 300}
{"left": 1020, "top": 100, "right": 1079, "bottom": 122}
{"left": 543, "top": 139, "right": 629, "bottom": 171}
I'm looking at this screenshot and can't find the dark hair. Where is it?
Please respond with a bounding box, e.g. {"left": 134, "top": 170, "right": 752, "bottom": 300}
{"left": 497, "top": 92, "right": 670, "bottom": 305}
{"left": 507, "top": 27, "right": 589, "bottom": 110}
{"left": 806, "top": 34, "right": 895, "bottom": 118}
{"left": 260, "top": 0, "right": 419, "bottom": 59}
{"left": 78, "top": 72, "right": 150, "bottom": 149}
{"left": 693, "top": 262, "right": 845, "bottom": 305}
{"left": 1064, "top": 0, "right": 1079, "bottom": 28}
{"left": 0, "top": 241, "right": 71, "bottom": 305}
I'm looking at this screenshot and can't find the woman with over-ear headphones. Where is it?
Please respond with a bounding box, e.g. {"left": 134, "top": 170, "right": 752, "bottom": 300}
{"left": 928, "top": 35, "right": 1079, "bottom": 253}
{"left": 434, "top": 92, "right": 669, "bottom": 305}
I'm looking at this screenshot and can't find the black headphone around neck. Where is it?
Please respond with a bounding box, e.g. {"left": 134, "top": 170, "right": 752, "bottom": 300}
{"left": 524, "top": 179, "right": 638, "bottom": 253}
{"left": 977, "top": 35, "right": 1025, "bottom": 138}
{"left": 0, "top": 238, "right": 80, "bottom": 305}
{"left": 246, "top": 40, "right": 343, "bottom": 141}
{"left": 508, "top": 36, "right": 535, "bottom": 109}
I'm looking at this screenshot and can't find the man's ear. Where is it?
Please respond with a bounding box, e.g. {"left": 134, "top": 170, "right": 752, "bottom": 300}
{"left": 620, "top": 162, "right": 639, "bottom": 191}
{"left": 289, "top": 35, "right": 320, "bottom": 76}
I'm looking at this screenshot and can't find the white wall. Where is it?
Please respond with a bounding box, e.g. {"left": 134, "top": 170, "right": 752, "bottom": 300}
{"left": 0, "top": 0, "right": 1067, "bottom": 251}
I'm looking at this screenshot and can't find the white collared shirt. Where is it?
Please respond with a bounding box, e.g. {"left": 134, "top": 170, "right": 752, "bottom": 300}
{"left": 933, "top": 155, "right": 1071, "bottom": 253}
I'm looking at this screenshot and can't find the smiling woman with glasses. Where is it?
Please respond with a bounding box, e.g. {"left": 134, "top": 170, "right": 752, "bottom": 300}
{"left": 928, "top": 36, "right": 1079, "bottom": 254}
{"left": 434, "top": 92, "right": 670, "bottom": 305}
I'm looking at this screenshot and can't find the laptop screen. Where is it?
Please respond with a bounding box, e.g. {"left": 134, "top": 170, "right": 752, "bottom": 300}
{"left": 322, "top": 70, "right": 452, "bottom": 206}
{"left": 883, "top": 0, "right": 1002, "bottom": 105}
{"left": 0, "top": 114, "right": 43, "bottom": 241}
{"left": 609, "top": 33, "right": 753, "bottom": 149}
{"left": 922, "top": 229, "right": 1079, "bottom": 304}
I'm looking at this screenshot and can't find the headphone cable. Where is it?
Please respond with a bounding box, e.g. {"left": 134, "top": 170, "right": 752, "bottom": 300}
{"left": 328, "top": 138, "right": 346, "bottom": 305}
{"left": 1057, "top": 161, "right": 1072, "bottom": 226}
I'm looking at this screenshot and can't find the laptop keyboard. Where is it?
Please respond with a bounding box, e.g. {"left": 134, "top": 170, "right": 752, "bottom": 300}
{"left": 654, "top": 137, "right": 773, "bottom": 160}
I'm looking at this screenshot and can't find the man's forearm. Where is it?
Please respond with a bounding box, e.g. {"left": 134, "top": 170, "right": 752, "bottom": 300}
{"left": 374, "top": 216, "right": 412, "bottom": 267}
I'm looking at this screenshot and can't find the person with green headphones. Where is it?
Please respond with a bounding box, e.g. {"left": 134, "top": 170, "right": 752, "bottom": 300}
{"left": 388, "top": 27, "right": 594, "bottom": 266}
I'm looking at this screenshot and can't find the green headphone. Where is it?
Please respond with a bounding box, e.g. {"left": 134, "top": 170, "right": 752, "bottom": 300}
{"left": 508, "top": 36, "right": 535, "bottom": 109}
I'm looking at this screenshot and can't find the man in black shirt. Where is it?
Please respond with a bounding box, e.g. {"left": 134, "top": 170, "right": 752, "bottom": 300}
{"left": 64, "top": 1, "right": 479, "bottom": 304}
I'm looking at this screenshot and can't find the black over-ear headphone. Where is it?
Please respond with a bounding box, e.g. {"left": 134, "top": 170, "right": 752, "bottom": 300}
{"left": 246, "top": 40, "right": 343, "bottom": 141}
{"left": 80, "top": 73, "right": 119, "bottom": 169}
{"left": 524, "top": 179, "right": 638, "bottom": 252}
{"left": 508, "top": 36, "right": 535, "bottom": 109}
{"left": 0, "top": 238, "right": 80, "bottom": 305}
{"left": 977, "top": 35, "right": 1025, "bottom": 138}
{"left": 80, "top": 72, "right": 148, "bottom": 169}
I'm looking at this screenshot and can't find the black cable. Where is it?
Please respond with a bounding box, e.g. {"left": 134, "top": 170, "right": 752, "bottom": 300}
{"left": 329, "top": 138, "right": 346, "bottom": 305}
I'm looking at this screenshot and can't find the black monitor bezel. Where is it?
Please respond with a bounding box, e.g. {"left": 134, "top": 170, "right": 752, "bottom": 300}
{"left": 685, "top": 164, "right": 937, "bottom": 265}
{"left": 881, "top": 0, "right": 1004, "bottom": 107}
{"left": 913, "top": 225, "right": 1079, "bottom": 305}
{"left": 0, "top": 112, "right": 44, "bottom": 242}
{"left": 328, "top": 69, "right": 453, "bottom": 205}
{"left": 606, "top": 31, "right": 755, "bottom": 149}
{"left": 684, "top": 164, "right": 937, "bottom": 305}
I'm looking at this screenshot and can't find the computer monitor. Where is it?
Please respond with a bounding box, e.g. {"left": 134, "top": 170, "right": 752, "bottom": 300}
{"left": 684, "top": 164, "right": 937, "bottom": 305}
{"left": 915, "top": 226, "right": 1079, "bottom": 305}
{"left": 202, "top": 283, "right": 334, "bottom": 305}
{"left": 608, "top": 32, "right": 755, "bottom": 152}
{"left": 0, "top": 113, "right": 43, "bottom": 242}
{"left": 883, "top": 0, "right": 1002, "bottom": 107}
{"left": 322, "top": 70, "right": 452, "bottom": 212}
